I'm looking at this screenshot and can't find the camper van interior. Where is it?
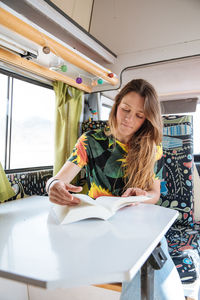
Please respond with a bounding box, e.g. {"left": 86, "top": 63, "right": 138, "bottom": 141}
{"left": 0, "top": 1, "right": 200, "bottom": 300}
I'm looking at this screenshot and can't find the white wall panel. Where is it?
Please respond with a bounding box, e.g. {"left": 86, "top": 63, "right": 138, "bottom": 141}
{"left": 0, "top": 278, "right": 28, "bottom": 300}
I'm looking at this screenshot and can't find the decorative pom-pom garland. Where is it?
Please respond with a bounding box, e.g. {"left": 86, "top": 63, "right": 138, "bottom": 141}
{"left": 76, "top": 77, "right": 83, "bottom": 84}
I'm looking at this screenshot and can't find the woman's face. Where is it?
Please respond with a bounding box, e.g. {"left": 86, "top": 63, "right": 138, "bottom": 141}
{"left": 116, "top": 91, "right": 146, "bottom": 143}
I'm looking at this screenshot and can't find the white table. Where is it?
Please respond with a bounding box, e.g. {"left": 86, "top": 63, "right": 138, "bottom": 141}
{"left": 0, "top": 196, "right": 178, "bottom": 291}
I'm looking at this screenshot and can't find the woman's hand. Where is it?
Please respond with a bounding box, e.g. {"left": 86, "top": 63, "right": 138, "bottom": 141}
{"left": 121, "top": 180, "right": 161, "bottom": 204}
{"left": 48, "top": 180, "right": 83, "bottom": 206}
{"left": 121, "top": 188, "right": 148, "bottom": 206}
{"left": 122, "top": 187, "right": 148, "bottom": 197}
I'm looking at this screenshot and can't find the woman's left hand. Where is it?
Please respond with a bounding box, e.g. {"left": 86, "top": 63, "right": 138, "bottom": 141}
{"left": 122, "top": 187, "right": 148, "bottom": 197}
{"left": 122, "top": 180, "right": 161, "bottom": 204}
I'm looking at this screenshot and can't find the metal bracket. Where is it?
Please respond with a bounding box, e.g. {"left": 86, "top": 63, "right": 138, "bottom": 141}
{"left": 20, "top": 51, "right": 37, "bottom": 60}
{"left": 141, "top": 242, "right": 167, "bottom": 300}
{"left": 148, "top": 242, "right": 167, "bottom": 270}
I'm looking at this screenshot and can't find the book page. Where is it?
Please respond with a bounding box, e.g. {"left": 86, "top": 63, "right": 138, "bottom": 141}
{"left": 74, "top": 194, "right": 99, "bottom": 206}
{"left": 52, "top": 194, "right": 112, "bottom": 224}
{"left": 51, "top": 194, "right": 151, "bottom": 225}
{"left": 96, "top": 195, "right": 151, "bottom": 213}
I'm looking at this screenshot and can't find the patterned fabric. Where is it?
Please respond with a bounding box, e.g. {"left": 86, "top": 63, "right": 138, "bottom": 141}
{"left": 159, "top": 115, "right": 199, "bottom": 285}
{"left": 68, "top": 127, "right": 164, "bottom": 199}
{"left": 166, "top": 223, "right": 200, "bottom": 284}
{"left": 6, "top": 169, "right": 53, "bottom": 201}
{"left": 158, "top": 115, "right": 194, "bottom": 225}
{"left": 81, "top": 119, "right": 108, "bottom": 133}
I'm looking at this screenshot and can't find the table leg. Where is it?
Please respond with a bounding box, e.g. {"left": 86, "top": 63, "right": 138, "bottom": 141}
{"left": 141, "top": 261, "right": 154, "bottom": 300}
{"left": 141, "top": 242, "right": 167, "bottom": 300}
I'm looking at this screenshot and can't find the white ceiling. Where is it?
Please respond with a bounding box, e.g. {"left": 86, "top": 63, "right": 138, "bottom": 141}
{"left": 90, "top": 0, "right": 200, "bottom": 56}
{"left": 90, "top": 0, "right": 200, "bottom": 101}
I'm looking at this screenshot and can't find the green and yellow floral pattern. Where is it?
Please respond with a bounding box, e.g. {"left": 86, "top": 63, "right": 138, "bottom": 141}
{"left": 68, "top": 128, "right": 164, "bottom": 199}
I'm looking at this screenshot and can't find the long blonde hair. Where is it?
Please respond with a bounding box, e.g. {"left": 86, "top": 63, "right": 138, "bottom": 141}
{"left": 108, "top": 79, "right": 162, "bottom": 191}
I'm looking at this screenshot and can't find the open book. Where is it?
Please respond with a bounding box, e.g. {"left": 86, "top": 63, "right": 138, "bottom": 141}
{"left": 51, "top": 194, "right": 151, "bottom": 225}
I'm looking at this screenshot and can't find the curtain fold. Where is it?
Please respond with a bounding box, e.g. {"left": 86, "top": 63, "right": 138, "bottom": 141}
{"left": 53, "top": 81, "right": 83, "bottom": 175}
{"left": 0, "top": 162, "right": 15, "bottom": 203}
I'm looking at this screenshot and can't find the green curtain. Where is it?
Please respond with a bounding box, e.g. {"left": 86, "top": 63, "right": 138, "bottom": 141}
{"left": 53, "top": 81, "right": 83, "bottom": 175}
{"left": 0, "top": 162, "right": 15, "bottom": 203}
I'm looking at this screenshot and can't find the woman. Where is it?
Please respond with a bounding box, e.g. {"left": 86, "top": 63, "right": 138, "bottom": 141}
{"left": 46, "top": 79, "right": 185, "bottom": 300}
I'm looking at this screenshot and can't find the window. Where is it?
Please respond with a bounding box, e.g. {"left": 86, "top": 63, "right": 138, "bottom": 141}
{"left": 1, "top": 72, "right": 55, "bottom": 170}
{"left": 0, "top": 73, "right": 8, "bottom": 167}
{"left": 193, "top": 103, "right": 200, "bottom": 154}
{"left": 100, "top": 95, "right": 113, "bottom": 120}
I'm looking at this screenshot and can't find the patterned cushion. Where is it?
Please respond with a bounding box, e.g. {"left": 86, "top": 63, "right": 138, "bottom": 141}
{"left": 6, "top": 169, "right": 53, "bottom": 201}
{"left": 81, "top": 119, "right": 108, "bottom": 133}
{"left": 166, "top": 223, "right": 200, "bottom": 284}
{"left": 158, "top": 115, "right": 194, "bottom": 225}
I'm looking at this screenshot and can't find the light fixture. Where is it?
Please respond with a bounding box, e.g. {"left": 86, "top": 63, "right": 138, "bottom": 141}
{"left": 0, "top": 33, "right": 37, "bottom": 59}
{"left": 0, "top": 5, "right": 118, "bottom": 91}
{"left": 0, "top": 6, "right": 118, "bottom": 86}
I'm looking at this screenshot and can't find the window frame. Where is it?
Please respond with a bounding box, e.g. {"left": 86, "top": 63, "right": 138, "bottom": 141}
{"left": 0, "top": 69, "right": 54, "bottom": 172}
{"left": 194, "top": 154, "right": 200, "bottom": 163}
{"left": 99, "top": 94, "right": 113, "bottom": 120}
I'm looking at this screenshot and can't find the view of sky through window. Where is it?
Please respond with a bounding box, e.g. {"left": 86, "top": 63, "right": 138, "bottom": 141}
{"left": 10, "top": 78, "right": 55, "bottom": 168}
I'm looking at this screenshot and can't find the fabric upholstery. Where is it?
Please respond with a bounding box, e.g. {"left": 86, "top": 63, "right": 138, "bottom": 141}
{"left": 6, "top": 169, "right": 53, "bottom": 201}
{"left": 81, "top": 119, "right": 108, "bottom": 133}
{"left": 159, "top": 115, "right": 194, "bottom": 225}
{"left": 166, "top": 223, "right": 200, "bottom": 284}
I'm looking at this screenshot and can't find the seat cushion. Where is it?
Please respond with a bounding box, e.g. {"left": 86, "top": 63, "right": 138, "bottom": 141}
{"left": 166, "top": 223, "right": 200, "bottom": 284}
{"left": 6, "top": 169, "right": 53, "bottom": 200}
{"left": 81, "top": 119, "right": 108, "bottom": 133}
{"left": 158, "top": 115, "right": 194, "bottom": 225}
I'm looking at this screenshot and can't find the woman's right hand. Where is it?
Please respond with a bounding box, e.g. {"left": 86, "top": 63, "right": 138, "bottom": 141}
{"left": 48, "top": 180, "right": 83, "bottom": 206}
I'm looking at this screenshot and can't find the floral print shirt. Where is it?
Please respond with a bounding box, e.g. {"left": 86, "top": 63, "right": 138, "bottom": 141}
{"left": 68, "top": 128, "right": 164, "bottom": 199}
